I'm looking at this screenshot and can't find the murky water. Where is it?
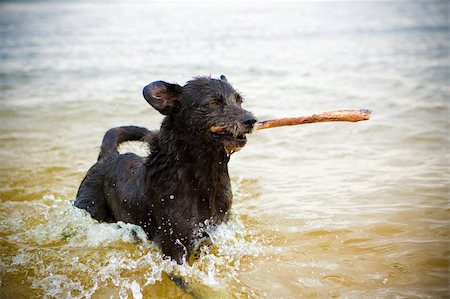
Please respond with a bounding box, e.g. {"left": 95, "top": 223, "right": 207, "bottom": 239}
{"left": 1, "top": 1, "right": 449, "bottom": 298}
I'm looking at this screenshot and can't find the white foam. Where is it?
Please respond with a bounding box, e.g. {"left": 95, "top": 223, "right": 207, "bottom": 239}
{"left": 6, "top": 195, "right": 261, "bottom": 298}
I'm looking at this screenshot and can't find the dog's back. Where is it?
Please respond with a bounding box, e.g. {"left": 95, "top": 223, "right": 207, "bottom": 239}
{"left": 74, "top": 126, "right": 152, "bottom": 223}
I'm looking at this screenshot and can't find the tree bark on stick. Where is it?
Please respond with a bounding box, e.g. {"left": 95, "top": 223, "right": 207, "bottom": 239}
{"left": 255, "top": 109, "right": 372, "bottom": 130}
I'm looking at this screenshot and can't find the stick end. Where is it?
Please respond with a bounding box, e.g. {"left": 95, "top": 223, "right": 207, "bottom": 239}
{"left": 360, "top": 109, "right": 373, "bottom": 120}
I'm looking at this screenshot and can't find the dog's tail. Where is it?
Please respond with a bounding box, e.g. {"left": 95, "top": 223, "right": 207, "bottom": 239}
{"left": 98, "top": 126, "right": 152, "bottom": 161}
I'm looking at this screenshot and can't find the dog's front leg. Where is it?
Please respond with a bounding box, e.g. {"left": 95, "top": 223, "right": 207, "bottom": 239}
{"left": 159, "top": 225, "right": 202, "bottom": 297}
{"left": 159, "top": 223, "right": 192, "bottom": 265}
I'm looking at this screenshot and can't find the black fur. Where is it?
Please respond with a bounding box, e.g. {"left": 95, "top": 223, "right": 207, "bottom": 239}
{"left": 74, "top": 76, "right": 256, "bottom": 264}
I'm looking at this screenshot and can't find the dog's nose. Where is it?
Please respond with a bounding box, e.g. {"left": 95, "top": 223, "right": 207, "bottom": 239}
{"left": 243, "top": 114, "right": 257, "bottom": 128}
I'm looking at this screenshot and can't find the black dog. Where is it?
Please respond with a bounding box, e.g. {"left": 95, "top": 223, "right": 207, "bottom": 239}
{"left": 74, "top": 76, "right": 256, "bottom": 264}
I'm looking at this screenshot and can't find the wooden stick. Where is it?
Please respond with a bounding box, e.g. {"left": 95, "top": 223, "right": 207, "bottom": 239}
{"left": 255, "top": 109, "right": 372, "bottom": 130}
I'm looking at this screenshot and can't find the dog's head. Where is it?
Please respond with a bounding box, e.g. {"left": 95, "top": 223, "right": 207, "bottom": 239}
{"left": 143, "top": 76, "right": 256, "bottom": 154}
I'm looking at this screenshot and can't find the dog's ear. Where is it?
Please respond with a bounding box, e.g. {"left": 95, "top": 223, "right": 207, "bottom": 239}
{"left": 220, "top": 75, "right": 228, "bottom": 83}
{"left": 143, "top": 81, "right": 183, "bottom": 115}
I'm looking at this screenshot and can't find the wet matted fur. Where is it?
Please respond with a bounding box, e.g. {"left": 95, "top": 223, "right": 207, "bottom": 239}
{"left": 74, "top": 76, "right": 257, "bottom": 264}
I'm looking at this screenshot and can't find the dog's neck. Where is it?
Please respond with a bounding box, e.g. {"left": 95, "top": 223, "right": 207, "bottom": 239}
{"left": 147, "top": 117, "right": 232, "bottom": 222}
{"left": 157, "top": 117, "right": 230, "bottom": 165}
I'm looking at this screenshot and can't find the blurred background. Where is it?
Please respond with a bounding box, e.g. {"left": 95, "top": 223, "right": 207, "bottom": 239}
{"left": 1, "top": 1, "right": 448, "bottom": 298}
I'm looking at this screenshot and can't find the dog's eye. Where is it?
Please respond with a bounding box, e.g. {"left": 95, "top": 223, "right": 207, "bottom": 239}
{"left": 235, "top": 94, "right": 243, "bottom": 105}
{"left": 208, "top": 100, "right": 220, "bottom": 109}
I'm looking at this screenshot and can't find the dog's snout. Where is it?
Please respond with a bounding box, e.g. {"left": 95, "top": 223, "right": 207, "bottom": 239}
{"left": 243, "top": 114, "right": 257, "bottom": 128}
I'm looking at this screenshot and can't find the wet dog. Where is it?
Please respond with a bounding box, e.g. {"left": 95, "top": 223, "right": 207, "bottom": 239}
{"left": 74, "top": 76, "right": 256, "bottom": 264}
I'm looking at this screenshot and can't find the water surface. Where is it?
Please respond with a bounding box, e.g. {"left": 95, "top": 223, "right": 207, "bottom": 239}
{"left": 1, "top": 1, "right": 449, "bottom": 298}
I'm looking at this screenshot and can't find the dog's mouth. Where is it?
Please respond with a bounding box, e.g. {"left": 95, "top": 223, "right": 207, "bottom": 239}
{"left": 210, "top": 125, "right": 250, "bottom": 154}
{"left": 211, "top": 129, "right": 248, "bottom": 142}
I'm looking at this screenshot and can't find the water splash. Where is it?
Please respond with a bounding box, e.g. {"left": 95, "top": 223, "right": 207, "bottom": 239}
{"left": 2, "top": 194, "right": 261, "bottom": 298}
